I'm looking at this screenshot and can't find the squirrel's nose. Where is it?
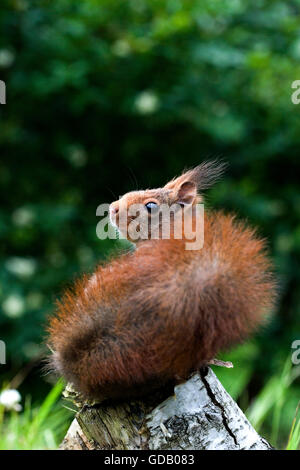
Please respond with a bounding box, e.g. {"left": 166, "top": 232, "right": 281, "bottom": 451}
{"left": 110, "top": 203, "right": 119, "bottom": 215}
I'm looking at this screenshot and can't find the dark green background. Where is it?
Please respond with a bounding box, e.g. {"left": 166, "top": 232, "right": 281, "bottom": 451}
{"left": 0, "top": 0, "right": 299, "bottom": 447}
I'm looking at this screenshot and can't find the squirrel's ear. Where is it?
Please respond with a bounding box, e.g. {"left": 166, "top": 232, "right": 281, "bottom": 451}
{"left": 175, "top": 181, "right": 197, "bottom": 206}
{"left": 165, "top": 160, "right": 226, "bottom": 193}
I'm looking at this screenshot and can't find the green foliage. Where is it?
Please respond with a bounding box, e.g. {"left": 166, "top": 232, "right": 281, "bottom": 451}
{"left": 0, "top": 381, "right": 72, "bottom": 450}
{"left": 286, "top": 403, "right": 300, "bottom": 450}
{"left": 0, "top": 0, "right": 299, "bottom": 448}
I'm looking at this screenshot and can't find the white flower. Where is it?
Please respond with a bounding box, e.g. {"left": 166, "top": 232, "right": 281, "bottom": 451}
{"left": 67, "top": 145, "right": 87, "bottom": 168}
{"left": 12, "top": 207, "right": 35, "bottom": 226}
{"left": 5, "top": 257, "right": 37, "bottom": 278}
{"left": 134, "top": 91, "right": 159, "bottom": 114}
{"left": 0, "top": 49, "right": 15, "bottom": 68}
{"left": 0, "top": 389, "right": 22, "bottom": 411}
{"left": 2, "top": 294, "right": 25, "bottom": 318}
{"left": 111, "top": 39, "right": 131, "bottom": 57}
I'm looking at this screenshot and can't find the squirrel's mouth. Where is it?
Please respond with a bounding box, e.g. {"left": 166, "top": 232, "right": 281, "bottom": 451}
{"left": 109, "top": 213, "right": 119, "bottom": 232}
{"left": 109, "top": 207, "right": 128, "bottom": 239}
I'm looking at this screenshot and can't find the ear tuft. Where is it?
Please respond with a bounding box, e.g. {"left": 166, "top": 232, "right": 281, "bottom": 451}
{"left": 183, "top": 159, "right": 227, "bottom": 190}
{"left": 164, "top": 159, "right": 227, "bottom": 193}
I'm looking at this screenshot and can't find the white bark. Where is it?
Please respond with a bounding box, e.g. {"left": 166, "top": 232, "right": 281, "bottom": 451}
{"left": 61, "top": 367, "right": 272, "bottom": 450}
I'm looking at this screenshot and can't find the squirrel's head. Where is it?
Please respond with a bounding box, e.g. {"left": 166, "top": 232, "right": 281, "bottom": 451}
{"left": 109, "top": 160, "right": 226, "bottom": 244}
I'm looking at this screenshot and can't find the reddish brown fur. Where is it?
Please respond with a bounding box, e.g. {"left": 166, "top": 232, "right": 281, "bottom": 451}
{"left": 47, "top": 162, "right": 276, "bottom": 401}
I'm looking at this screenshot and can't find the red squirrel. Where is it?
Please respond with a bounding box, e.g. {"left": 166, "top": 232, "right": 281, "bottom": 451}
{"left": 47, "top": 161, "right": 276, "bottom": 401}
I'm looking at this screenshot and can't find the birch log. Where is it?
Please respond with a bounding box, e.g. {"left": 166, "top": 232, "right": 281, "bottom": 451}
{"left": 60, "top": 367, "right": 273, "bottom": 450}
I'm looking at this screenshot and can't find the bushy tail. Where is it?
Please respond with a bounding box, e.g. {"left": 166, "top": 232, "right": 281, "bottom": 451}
{"left": 46, "top": 211, "right": 276, "bottom": 400}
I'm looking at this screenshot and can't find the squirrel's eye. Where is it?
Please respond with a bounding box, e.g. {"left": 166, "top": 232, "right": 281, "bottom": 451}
{"left": 145, "top": 201, "right": 158, "bottom": 213}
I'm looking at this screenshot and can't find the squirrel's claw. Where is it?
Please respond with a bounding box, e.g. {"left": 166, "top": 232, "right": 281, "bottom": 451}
{"left": 206, "top": 358, "right": 234, "bottom": 368}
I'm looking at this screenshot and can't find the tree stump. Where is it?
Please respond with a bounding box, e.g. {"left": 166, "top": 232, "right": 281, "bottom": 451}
{"left": 60, "top": 367, "right": 272, "bottom": 450}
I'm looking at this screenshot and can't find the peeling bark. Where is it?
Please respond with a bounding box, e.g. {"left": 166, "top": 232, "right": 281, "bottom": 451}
{"left": 60, "top": 368, "right": 273, "bottom": 450}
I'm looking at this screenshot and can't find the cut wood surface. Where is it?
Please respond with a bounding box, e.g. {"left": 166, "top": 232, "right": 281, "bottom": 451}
{"left": 61, "top": 367, "right": 273, "bottom": 450}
